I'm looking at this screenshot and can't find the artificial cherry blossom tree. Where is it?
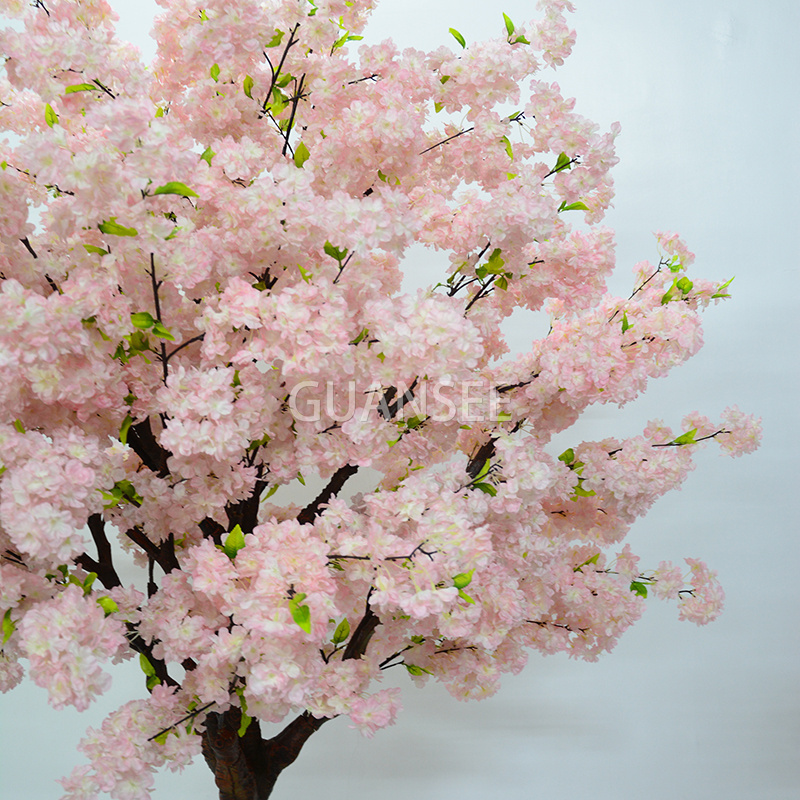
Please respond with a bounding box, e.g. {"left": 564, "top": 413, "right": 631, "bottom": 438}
{"left": 0, "top": 0, "right": 761, "bottom": 797}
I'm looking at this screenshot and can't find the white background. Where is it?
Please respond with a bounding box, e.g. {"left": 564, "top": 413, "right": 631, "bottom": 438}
{"left": 1, "top": 1, "right": 798, "bottom": 798}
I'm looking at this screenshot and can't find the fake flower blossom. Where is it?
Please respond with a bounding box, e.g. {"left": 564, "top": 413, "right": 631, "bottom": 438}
{"left": 17, "top": 585, "right": 128, "bottom": 711}
{"left": 349, "top": 688, "right": 403, "bottom": 737}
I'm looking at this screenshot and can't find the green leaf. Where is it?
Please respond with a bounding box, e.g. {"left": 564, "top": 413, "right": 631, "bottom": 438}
{"left": 350, "top": 328, "right": 369, "bottom": 345}
{"left": 83, "top": 244, "right": 108, "bottom": 255}
{"left": 101, "top": 479, "right": 143, "bottom": 508}
{"left": 65, "top": 83, "right": 99, "bottom": 94}
{"left": 200, "top": 146, "right": 215, "bottom": 166}
{"left": 494, "top": 275, "right": 508, "bottom": 291}
{"left": 671, "top": 428, "right": 698, "bottom": 446}
{"left": 119, "top": 478, "right": 140, "bottom": 501}
{"left": 434, "top": 101, "right": 444, "bottom": 113}
{"left": 237, "top": 712, "right": 252, "bottom": 737}
{"left": 453, "top": 570, "right": 474, "bottom": 589}
{"left": 97, "top": 596, "right": 119, "bottom": 616}
{"left": 513, "top": 35, "right": 530, "bottom": 44}
{"left": 265, "top": 29, "right": 284, "bottom": 48}
{"left": 130, "top": 311, "right": 155, "bottom": 329}
{"left": 574, "top": 553, "right": 600, "bottom": 572}
{"left": 332, "top": 617, "right": 350, "bottom": 645}
{"left": 405, "top": 664, "right": 432, "bottom": 676}
{"left": 503, "top": 12, "right": 515, "bottom": 36}
{"left": 559, "top": 201, "right": 589, "bottom": 212}
{"left": 405, "top": 415, "right": 425, "bottom": 430}
{"left": 333, "top": 32, "right": 363, "bottom": 50}
{"left": 139, "top": 653, "right": 157, "bottom": 678}
{"left": 449, "top": 27, "right": 466, "bottom": 48}
{"left": 439, "top": 75, "right": 451, "bottom": 84}
{"left": 572, "top": 483, "right": 596, "bottom": 498}
{"left": 268, "top": 86, "right": 289, "bottom": 115}
{"left": 500, "top": 135, "right": 513, "bottom": 160}
{"left": 630, "top": 580, "right": 648, "bottom": 598}
{"left": 553, "top": 152, "right": 572, "bottom": 173}
{"left": 152, "top": 181, "right": 199, "bottom": 198}
{"left": 323, "top": 241, "right": 348, "bottom": 262}
{"left": 153, "top": 730, "right": 170, "bottom": 745}
{"left": 473, "top": 482, "right": 497, "bottom": 496}
{"left": 289, "top": 595, "right": 311, "bottom": 633}
{"left": 711, "top": 276, "right": 734, "bottom": 299}
{"left": 82, "top": 572, "right": 98, "bottom": 594}
{"left": 458, "top": 588, "right": 475, "bottom": 604}
{"left": 223, "top": 524, "right": 246, "bottom": 560}
{"left": 151, "top": 321, "right": 175, "bottom": 341}
{"left": 621, "top": 311, "right": 632, "bottom": 333}
{"left": 99, "top": 218, "right": 138, "bottom": 237}
{"left": 485, "top": 248, "right": 505, "bottom": 274}
{"left": 210, "top": 63, "right": 220, "bottom": 82}
{"left": 558, "top": 448, "right": 575, "bottom": 465}
{"left": 2, "top": 609, "right": 15, "bottom": 645}
{"left": 126, "top": 330, "right": 152, "bottom": 357}
{"left": 13, "top": 419, "right": 25, "bottom": 434}
{"left": 676, "top": 276, "right": 693, "bottom": 294}
{"left": 243, "top": 74, "right": 254, "bottom": 99}
{"left": 666, "top": 255, "right": 682, "bottom": 273}
{"left": 294, "top": 141, "right": 310, "bottom": 168}
{"left": 146, "top": 675, "right": 161, "bottom": 691}
{"left": 247, "top": 434, "right": 271, "bottom": 453}
{"left": 44, "top": 103, "right": 58, "bottom": 128}
{"left": 199, "top": 9, "right": 209, "bottom": 21}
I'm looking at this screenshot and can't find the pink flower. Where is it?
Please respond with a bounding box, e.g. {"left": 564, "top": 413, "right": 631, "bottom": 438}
{"left": 718, "top": 405, "right": 763, "bottom": 457}
{"left": 349, "top": 688, "right": 403, "bottom": 737}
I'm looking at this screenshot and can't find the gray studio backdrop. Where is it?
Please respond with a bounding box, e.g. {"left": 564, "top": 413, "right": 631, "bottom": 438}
{"left": 1, "top": 1, "right": 798, "bottom": 798}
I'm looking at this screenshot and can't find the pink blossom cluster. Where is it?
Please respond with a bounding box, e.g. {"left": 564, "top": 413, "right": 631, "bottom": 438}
{"left": 17, "top": 585, "right": 128, "bottom": 711}
{"left": 0, "top": 426, "right": 127, "bottom": 563}
{"left": 0, "top": 0, "right": 761, "bottom": 795}
{"left": 348, "top": 687, "right": 403, "bottom": 737}
{"left": 678, "top": 558, "right": 726, "bottom": 625}
{"left": 59, "top": 684, "right": 201, "bottom": 800}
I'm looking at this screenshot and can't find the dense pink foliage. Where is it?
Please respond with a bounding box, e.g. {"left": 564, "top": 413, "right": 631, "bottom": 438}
{"left": 0, "top": 0, "right": 760, "bottom": 797}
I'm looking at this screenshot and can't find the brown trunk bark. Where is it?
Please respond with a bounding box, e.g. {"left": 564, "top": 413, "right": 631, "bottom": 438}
{"left": 201, "top": 707, "right": 329, "bottom": 799}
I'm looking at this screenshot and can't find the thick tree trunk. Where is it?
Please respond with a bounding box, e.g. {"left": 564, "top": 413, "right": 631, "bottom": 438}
{"left": 202, "top": 707, "right": 328, "bottom": 800}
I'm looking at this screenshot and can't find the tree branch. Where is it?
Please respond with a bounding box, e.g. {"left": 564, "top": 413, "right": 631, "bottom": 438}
{"left": 75, "top": 514, "right": 122, "bottom": 589}
{"left": 420, "top": 126, "right": 475, "bottom": 155}
{"left": 296, "top": 464, "right": 358, "bottom": 525}
{"left": 127, "top": 417, "right": 171, "bottom": 477}
{"left": 226, "top": 479, "right": 269, "bottom": 534}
